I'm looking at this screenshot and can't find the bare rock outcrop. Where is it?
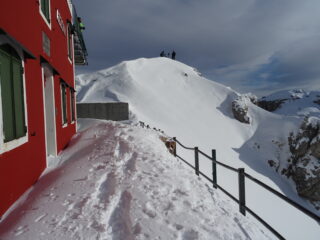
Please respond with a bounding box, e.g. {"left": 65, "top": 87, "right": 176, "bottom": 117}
{"left": 257, "top": 89, "right": 310, "bottom": 112}
{"left": 258, "top": 99, "right": 287, "bottom": 112}
{"left": 232, "top": 94, "right": 257, "bottom": 124}
{"left": 314, "top": 97, "right": 320, "bottom": 105}
{"left": 287, "top": 117, "right": 320, "bottom": 201}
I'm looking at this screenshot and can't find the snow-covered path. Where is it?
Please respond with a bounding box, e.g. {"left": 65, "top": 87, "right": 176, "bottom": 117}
{"left": 0, "top": 120, "right": 272, "bottom": 240}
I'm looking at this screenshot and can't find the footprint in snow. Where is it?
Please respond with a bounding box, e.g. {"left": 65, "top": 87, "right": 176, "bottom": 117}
{"left": 124, "top": 152, "right": 138, "bottom": 175}
{"left": 173, "top": 189, "right": 189, "bottom": 197}
{"left": 174, "top": 223, "right": 184, "bottom": 231}
{"left": 97, "top": 172, "right": 117, "bottom": 206}
{"left": 142, "top": 202, "right": 157, "bottom": 219}
{"left": 92, "top": 163, "right": 107, "bottom": 171}
{"left": 108, "top": 191, "right": 135, "bottom": 240}
{"left": 34, "top": 213, "right": 48, "bottom": 223}
{"left": 14, "top": 225, "right": 29, "bottom": 236}
{"left": 73, "top": 176, "right": 88, "bottom": 182}
{"left": 181, "top": 229, "right": 199, "bottom": 240}
{"left": 62, "top": 199, "right": 73, "bottom": 206}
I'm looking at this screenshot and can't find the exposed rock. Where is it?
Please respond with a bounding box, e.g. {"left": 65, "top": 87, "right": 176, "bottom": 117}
{"left": 268, "top": 160, "right": 276, "bottom": 168}
{"left": 314, "top": 98, "right": 320, "bottom": 105}
{"left": 288, "top": 117, "right": 320, "bottom": 201}
{"left": 257, "top": 89, "right": 318, "bottom": 113}
{"left": 258, "top": 99, "right": 287, "bottom": 112}
{"left": 232, "top": 96, "right": 250, "bottom": 124}
{"left": 231, "top": 93, "right": 258, "bottom": 124}
{"left": 310, "top": 135, "right": 320, "bottom": 158}
{"left": 293, "top": 158, "right": 320, "bottom": 201}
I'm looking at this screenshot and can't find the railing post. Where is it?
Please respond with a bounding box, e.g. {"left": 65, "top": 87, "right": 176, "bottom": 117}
{"left": 173, "top": 137, "right": 177, "bottom": 157}
{"left": 212, "top": 149, "right": 217, "bottom": 188}
{"left": 195, "top": 147, "right": 199, "bottom": 176}
{"left": 238, "top": 168, "right": 246, "bottom": 216}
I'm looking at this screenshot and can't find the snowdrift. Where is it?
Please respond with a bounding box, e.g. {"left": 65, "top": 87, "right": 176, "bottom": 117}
{"left": 0, "top": 120, "right": 274, "bottom": 239}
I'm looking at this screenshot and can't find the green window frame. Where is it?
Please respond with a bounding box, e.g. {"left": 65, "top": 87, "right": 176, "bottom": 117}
{"left": 70, "top": 89, "right": 75, "bottom": 122}
{"left": 0, "top": 45, "right": 27, "bottom": 143}
{"left": 41, "top": 0, "right": 51, "bottom": 23}
{"left": 61, "top": 82, "right": 67, "bottom": 125}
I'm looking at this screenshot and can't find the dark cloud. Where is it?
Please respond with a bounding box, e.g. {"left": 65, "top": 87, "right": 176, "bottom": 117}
{"left": 75, "top": 0, "right": 320, "bottom": 95}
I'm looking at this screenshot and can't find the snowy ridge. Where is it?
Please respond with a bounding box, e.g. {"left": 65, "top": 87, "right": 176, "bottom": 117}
{"left": 76, "top": 57, "right": 320, "bottom": 239}
{"left": 0, "top": 120, "right": 273, "bottom": 239}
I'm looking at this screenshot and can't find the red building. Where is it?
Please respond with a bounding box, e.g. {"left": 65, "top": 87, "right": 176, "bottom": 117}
{"left": 0, "top": 0, "right": 87, "bottom": 218}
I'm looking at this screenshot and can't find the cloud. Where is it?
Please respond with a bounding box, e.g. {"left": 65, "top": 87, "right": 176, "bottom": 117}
{"left": 75, "top": 0, "right": 320, "bottom": 95}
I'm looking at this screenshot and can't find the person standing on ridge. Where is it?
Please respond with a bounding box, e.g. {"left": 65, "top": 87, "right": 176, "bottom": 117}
{"left": 160, "top": 50, "right": 165, "bottom": 57}
{"left": 171, "top": 50, "right": 176, "bottom": 60}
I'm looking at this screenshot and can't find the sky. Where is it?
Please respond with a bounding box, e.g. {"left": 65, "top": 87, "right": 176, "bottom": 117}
{"left": 74, "top": 0, "right": 320, "bottom": 96}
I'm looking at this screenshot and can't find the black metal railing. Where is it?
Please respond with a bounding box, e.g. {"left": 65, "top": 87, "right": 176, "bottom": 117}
{"left": 72, "top": 5, "right": 88, "bottom": 65}
{"left": 172, "top": 137, "right": 320, "bottom": 240}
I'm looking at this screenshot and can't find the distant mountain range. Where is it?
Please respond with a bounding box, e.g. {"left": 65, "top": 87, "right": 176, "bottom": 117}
{"left": 258, "top": 89, "right": 320, "bottom": 118}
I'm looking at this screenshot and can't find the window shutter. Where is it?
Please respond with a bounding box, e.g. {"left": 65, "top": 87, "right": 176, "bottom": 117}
{"left": 41, "top": 0, "right": 50, "bottom": 23}
{"left": 41, "top": 0, "right": 46, "bottom": 15}
{"left": 71, "top": 91, "right": 75, "bottom": 121}
{"left": 61, "top": 83, "right": 67, "bottom": 124}
{"left": 45, "top": 0, "right": 50, "bottom": 23}
{"left": 67, "top": 24, "right": 72, "bottom": 60}
{"left": 0, "top": 49, "right": 15, "bottom": 142}
{"left": 12, "top": 58, "right": 26, "bottom": 138}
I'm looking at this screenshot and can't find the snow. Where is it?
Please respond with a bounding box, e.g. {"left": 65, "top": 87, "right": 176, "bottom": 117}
{"left": 306, "top": 116, "right": 320, "bottom": 128}
{"left": 1, "top": 57, "right": 319, "bottom": 239}
{"left": 0, "top": 119, "right": 273, "bottom": 240}
{"left": 76, "top": 57, "right": 320, "bottom": 239}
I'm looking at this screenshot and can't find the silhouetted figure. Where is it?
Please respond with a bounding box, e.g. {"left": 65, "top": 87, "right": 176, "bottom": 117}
{"left": 77, "top": 17, "right": 85, "bottom": 32}
{"left": 160, "top": 50, "right": 165, "bottom": 57}
{"left": 171, "top": 50, "right": 176, "bottom": 60}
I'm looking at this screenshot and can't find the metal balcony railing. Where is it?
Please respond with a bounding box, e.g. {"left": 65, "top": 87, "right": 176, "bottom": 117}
{"left": 72, "top": 6, "right": 88, "bottom": 65}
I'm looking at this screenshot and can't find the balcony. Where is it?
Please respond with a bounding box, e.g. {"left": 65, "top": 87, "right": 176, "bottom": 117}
{"left": 72, "top": 6, "right": 88, "bottom": 65}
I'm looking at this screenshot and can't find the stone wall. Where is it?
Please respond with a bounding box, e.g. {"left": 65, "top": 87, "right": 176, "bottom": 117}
{"left": 77, "top": 102, "right": 129, "bottom": 121}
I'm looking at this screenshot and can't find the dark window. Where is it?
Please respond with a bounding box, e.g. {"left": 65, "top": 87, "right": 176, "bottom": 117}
{"left": 67, "top": 23, "right": 73, "bottom": 60}
{"left": 0, "top": 45, "right": 27, "bottom": 142}
{"left": 41, "top": 0, "right": 50, "bottom": 23}
{"left": 70, "top": 90, "right": 75, "bottom": 122}
{"left": 61, "top": 82, "right": 67, "bottom": 125}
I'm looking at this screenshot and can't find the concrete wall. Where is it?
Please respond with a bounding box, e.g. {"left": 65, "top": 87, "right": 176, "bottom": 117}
{"left": 77, "top": 102, "right": 129, "bottom": 121}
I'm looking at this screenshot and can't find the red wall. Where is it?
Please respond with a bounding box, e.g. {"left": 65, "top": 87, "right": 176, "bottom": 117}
{"left": 0, "top": 0, "right": 77, "bottom": 217}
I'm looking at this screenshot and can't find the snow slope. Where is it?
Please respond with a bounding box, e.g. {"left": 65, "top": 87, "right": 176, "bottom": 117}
{"left": 0, "top": 120, "right": 273, "bottom": 240}
{"left": 76, "top": 57, "right": 320, "bottom": 239}
{"left": 260, "top": 89, "right": 320, "bottom": 117}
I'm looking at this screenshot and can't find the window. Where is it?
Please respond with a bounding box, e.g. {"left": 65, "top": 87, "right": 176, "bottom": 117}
{"left": 70, "top": 89, "right": 75, "bottom": 122}
{"left": 67, "top": 23, "right": 73, "bottom": 61}
{"left": 0, "top": 45, "right": 27, "bottom": 142}
{"left": 40, "top": 0, "right": 51, "bottom": 24}
{"left": 60, "top": 82, "right": 67, "bottom": 125}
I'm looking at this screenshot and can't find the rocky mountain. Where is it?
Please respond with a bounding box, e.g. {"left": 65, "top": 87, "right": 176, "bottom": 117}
{"left": 232, "top": 89, "right": 320, "bottom": 208}
{"left": 258, "top": 89, "right": 320, "bottom": 117}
